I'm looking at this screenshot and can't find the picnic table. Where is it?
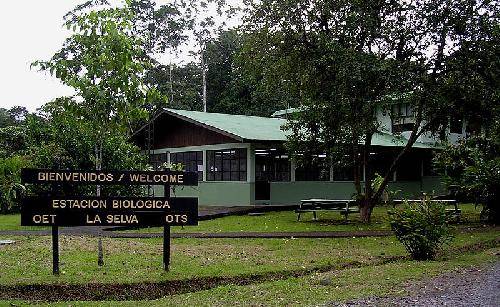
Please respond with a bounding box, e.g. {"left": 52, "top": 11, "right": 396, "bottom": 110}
{"left": 296, "top": 198, "right": 461, "bottom": 222}
{"left": 296, "top": 199, "right": 359, "bottom": 221}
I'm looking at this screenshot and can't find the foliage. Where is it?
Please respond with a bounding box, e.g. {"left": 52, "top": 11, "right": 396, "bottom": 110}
{"left": 389, "top": 200, "right": 453, "bottom": 260}
{"left": 128, "top": 0, "right": 191, "bottom": 54}
{"left": 240, "top": 0, "right": 499, "bottom": 222}
{"left": 24, "top": 100, "right": 147, "bottom": 197}
{"left": 0, "top": 106, "right": 28, "bottom": 129}
{"left": 32, "top": 3, "right": 166, "bottom": 140}
{"left": 148, "top": 29, "right": 285, "bottom": 116}
{"left": 434, "top": 136, "right": 500, "bottom": 223}
{"left": 0, "top": 108, "right": 14, "bottom": 128}
{"left": 147, "top": 62, "right": 203, "bottom": 111}
{"left": 0, "top": 126, "right": 27, "bottom": 159}
{"left": 0, "top": 156, "right": 27, "bottom": 213}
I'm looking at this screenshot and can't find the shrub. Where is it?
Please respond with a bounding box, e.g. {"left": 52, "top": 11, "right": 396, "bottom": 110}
{"left": 389, "top": 200, "right": 453, "bottom": 260}
{"left": 0, "top": 155, "right": 26, "bottom": 213}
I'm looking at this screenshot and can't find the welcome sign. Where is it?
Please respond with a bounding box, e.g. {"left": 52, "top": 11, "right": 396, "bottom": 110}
{"left": 20, "top": 168, "right": 199, "bottom": 274}
{"left": 21, "top": 196, "right": 198, "bottom": 226}
{"left": 21, "top": 169, "right": 199, "bottom": 227}
{"left": 21, "top": 169, "right": 198, "bottom": 185}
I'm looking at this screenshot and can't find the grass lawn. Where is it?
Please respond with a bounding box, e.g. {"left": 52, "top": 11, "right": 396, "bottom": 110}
{"left": 0, "top": 214, "right": 49, "bottom": 231}
{"left": 0, "top": 229, "right": 497, "bottom": 286}
{"left": 0, "top": 203, "right": 483, "bottom": 233}
{"left": 0, "top": 203, "right": 495, "bottom": 306}
{"left": 156, "top": 247, "right": 500, "bottom": 307}
{"left": 1, "top": 244, "right": 498, "bottom": 306}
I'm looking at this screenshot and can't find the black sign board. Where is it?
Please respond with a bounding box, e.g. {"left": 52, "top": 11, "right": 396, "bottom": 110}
{"left": 21, "top": 196, "right": 198, "bottom": 226}
{"left": 21, "top": 168, "right": 198, "bottom": 186}
{"left": 20, "top": 168, "right": 199, "bottom": 273}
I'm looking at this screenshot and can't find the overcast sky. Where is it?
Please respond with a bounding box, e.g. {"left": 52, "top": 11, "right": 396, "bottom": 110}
{"left": 0, "top": 1, "right": 238, "bottom": 112}
{"left": 0, "top": 1, "right": 85, "bottom": 111}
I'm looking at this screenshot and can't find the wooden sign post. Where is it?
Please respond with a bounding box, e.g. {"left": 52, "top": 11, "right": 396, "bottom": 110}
{"left": 52, "top": 226, "right": 59, "bottom": 275}
{"left": 20, "top": 169, "right": 198, "bottom": 274}
{"left": 164, "top": 184, "right": 170, "bottom": 271}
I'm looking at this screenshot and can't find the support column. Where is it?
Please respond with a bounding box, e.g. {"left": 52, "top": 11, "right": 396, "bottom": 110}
{"left": 247, "top": 144, "right": 255, "bottom": 183}
{"left": 329, "top": 158, "right": 334, "bottom": 182}
{"left": 290, "top": 159, "right": 296, "bottom": 182}
{"left": 202, "top": 150, "right": 207, "bottom": 182}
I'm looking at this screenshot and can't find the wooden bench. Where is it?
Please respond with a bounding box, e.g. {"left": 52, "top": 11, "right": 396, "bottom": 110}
{"left": 392, "top": 199, "right": 461, "bottom": 221}
{"left": 296, "top": 199, "right": 359, "bottom": 221}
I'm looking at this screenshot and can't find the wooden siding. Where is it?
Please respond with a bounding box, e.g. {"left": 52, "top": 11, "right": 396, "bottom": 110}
{"left": 146, "top": 113, "right": 240, "bottom": 149}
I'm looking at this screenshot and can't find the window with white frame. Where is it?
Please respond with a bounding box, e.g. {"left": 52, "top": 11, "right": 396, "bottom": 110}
{"left": 206, "top": 148, "right": 247, "bottom": 181}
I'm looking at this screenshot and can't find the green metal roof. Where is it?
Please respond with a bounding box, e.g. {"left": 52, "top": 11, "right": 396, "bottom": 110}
{"left": 165, "top": 108, "right": 288, "bottom": 141}
{"left": 164, "top": 108, "right": 435, "bottom": 149}
{"left": 271, "top": 107, "right": 302, "bottom": 117}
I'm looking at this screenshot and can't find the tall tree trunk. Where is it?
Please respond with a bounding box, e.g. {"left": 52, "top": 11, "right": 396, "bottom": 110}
{"left": 360, "top": 132, "right": 374, "bottom": 223}
{"left": 372, "top": 102, "right": 427, "bottom": 202}
{"left": 95, "top": 143, "right": 104, "bottom": 267}
{"left": 352, "top": 143, "right": 362, "bottom": 196}
{"left": 359, "top": 200, "right": 373, "bottom": 223}
{"left": 201, "top": 46, "right": 207, "bottom": 112}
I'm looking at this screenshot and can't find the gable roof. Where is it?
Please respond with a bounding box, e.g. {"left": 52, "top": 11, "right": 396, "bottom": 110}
{"left": 152, "top": 108, "right": 435, "bottom": 149}
{"left": 164, "top": 108, "right": 288, "bottom": 142}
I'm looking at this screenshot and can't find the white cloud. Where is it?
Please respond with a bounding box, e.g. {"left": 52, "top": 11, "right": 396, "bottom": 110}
{"left": 0, "top": 0, "right": 243, "bottom": 112}
{"left": 0, "top": 1, "right": 83, "bottom": 111}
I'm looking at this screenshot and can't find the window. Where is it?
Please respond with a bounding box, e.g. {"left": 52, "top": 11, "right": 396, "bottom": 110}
{"left": 367, "top": 152, "right": 395, "bottom": 182}
{"left": 255, "top": 150, "right": 290, "bottom": 182}
{"left": 207, "top": 148, "right": 247, "bottom": 181}
{"left": 392, "top": 103, "right": 414, "bottom": 118}
{"left": 149, "top": 153, "right": 167, "bottom": 170}
{"left": 332, "top": 165, "right": 354, "bottom": 181}
{"left": 295, "top": 155, "right": 329, "bottom": 181}
{"left": 392, "top": 122, "right": 414, "bottom": 134}
{"left": 391, "top": 103, "right": 415, "bottom": 133}
{"left": 170, "top": 151, "right": 203, "bottom": 181}
{"left": 396, "top": 154, "right": 422, "bottom": 181}
{"left": 450, "top": 115, "right": 464, "bottom": 134}
{"left": 465, "top": 116, "right": 481, "bottom": 136}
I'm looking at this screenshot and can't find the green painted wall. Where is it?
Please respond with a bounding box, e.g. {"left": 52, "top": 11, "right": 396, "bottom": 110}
{"left": 422, "top": 176, "right": 446, "bottom": 194}
{"left": 152, "top": 177, "right": 445, "bottom": 207}
{"left": 270, "top": 182, "right": 357, "bottom": 206}
{"left": 386, "top": 181, "right": 423, "bottom": 198}
{"left": 270, "top": 178, "right": 446, "bottom": 206}
{"left": 388, "top": 177, "right": 445, "bottom": 198}
{"left": 169, "top": 182, "right": 253, "bottom": 206}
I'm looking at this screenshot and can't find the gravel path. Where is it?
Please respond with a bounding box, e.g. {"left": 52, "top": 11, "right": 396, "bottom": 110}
{"left": 330, "top": 261, "right": 500, "bottom": 307}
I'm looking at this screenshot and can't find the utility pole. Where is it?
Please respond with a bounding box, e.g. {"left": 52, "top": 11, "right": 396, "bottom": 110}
{"left": 201, "top": 45, "right": 207, "bottom": 112}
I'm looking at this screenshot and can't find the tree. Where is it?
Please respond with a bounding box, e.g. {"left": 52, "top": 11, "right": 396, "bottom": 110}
{"left": 148, "top": 29, "right": 286, "bottom": 117}
{"left": 33, "top": 2, "right": 165, "bottom": 265}
{"left": 25, "top": 99, "right": 147, "bottom": 199}
{"left": 0, "top": 106, "right": 31, "bottom": 158}
{"left": 0, "top": 106, "right": 28, "bottom": 128}
{"left": 0, "top": 126, "right": 27, "bottom": 159}
{"left": 147, "top": 62, "right": 203, "bottom": 111}
{"left": 7, "top": 106, "right": 29, "bottom": 124}
{"left": 434, "top": 136, "right": 499, "bottom": 223}
{"left": 0, "top": 108, "right": 14, "bottom": 128}
{"left": 241, "top": 0, "right": 499, "bottom": 222}
{"left": 0, "top": 155, "right": 26, "bottom": 214}
{"left": 206, "top": 29, "right": 282, "bottom": 116}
